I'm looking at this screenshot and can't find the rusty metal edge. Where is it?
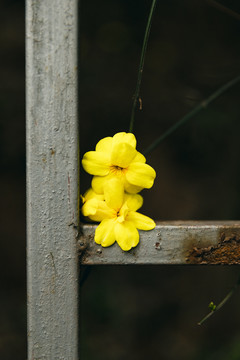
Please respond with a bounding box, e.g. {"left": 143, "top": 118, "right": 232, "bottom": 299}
{"left": 79, "top": 221, "right": 240, "bottom": 265}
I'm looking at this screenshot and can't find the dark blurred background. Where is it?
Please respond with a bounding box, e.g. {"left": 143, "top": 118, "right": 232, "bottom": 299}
{"left": 1, "top": 0, "right": 240, "bottom": 359}
{"left": 0, "top": 0, "right": 26, "bottom": 359}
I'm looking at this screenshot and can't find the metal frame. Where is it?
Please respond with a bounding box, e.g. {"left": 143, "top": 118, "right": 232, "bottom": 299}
{"left": 26, "top": 0, "right": 79, "bottom": 358}
{"left": 80, "top": 221, "right": 240, "bottom": 265}
{"left": 26, "top": 1, "right": 240, "bottom": 359}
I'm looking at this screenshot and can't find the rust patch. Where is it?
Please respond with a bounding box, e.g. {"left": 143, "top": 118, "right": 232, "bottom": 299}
{"left": 186, "top": 233, "right": 240, "bottom": 264}
{"left": 78, "top": 234, "right": 94, "bottom": 262}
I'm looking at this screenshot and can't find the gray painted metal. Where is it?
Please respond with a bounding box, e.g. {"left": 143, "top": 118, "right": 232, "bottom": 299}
{"left": 80, "top": 221, "right": 240, "bottom": 265}
{"left": 26, "top": 0, "right": 79, "bottom": 359}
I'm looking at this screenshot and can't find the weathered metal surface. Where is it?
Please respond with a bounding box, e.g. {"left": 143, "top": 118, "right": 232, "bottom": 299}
{"left": 80, "top": 221, "right": 240, "bottom": 265}
{"left": 26, "top": 0, "right": 79, "bottom": 359}
{"left": 187, "top": 232, "right": 240, "bottom": 264}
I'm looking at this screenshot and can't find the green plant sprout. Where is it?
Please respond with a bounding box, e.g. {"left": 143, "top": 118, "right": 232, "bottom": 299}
{"left": 198, "top": 275, "right": 240, "bottom": 326}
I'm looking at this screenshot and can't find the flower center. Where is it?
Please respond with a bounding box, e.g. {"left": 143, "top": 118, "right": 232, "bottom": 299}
{"left": 110, "top": 165, "right": 128, "bottom": 176}
{"left": 114, "top": 204, "right": 129, "bottom": 223}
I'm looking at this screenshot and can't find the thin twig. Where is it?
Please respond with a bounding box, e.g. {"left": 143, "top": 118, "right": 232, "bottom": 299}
{"left": 144, "top": 75, "right": 240, "bottom": 155}
{"left": 206, "top": 0, "right": 240, "bottom": 22}
{"left": 129, "top": 0, "right": 157, "bottom": 133}
{"left": 198, "top": 274, "right": 240, "bottom": 326}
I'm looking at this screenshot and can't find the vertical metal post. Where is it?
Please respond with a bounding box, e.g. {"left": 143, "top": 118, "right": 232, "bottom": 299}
{"left": 26, "top": 0, "right": 79, "bottom": 358}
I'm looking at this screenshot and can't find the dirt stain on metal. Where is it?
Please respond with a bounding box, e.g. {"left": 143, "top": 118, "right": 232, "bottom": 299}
{"left": 186, "top": 232, "right": 240, "bottom": 264}
{"left": 67, "top": 173, "right": 71, "bottom": 204}
{"left": 78, "top": 234, "right": 94, "bottom": 262}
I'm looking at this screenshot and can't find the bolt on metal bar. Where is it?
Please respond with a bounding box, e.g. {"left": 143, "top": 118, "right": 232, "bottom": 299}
{"left": 26, "top": 0, "right": 79, "bottom": 358}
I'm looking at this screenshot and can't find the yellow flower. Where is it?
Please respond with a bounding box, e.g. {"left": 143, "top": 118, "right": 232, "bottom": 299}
{"left": 82, "top": 132, "right": 156, "bottom": 194}
{"left": 81, "top": 178, "right": 156, "bottom": 251}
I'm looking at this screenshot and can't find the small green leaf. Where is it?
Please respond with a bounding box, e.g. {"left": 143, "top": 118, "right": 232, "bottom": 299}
{"left": 208, "top": 301, "right": 216, "bottom": 311}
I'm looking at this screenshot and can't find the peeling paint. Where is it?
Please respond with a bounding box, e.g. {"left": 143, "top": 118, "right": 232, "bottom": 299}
{"left": 186, "top": 233, "right": 240, "bottom": 264}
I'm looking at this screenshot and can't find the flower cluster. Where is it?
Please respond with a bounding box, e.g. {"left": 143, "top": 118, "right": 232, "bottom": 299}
{"left": 81, "top": 132, "right": 156, "bottom": 251}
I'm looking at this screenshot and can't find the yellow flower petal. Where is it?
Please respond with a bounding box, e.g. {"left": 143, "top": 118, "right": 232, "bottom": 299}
{"left": 82, "top": 198, "right": 114, "bottom": 222}
{"left": 83, "top": 188, "right": 104, "bottom": 202}
{"left": 92, "top": 173, "right": 143, "bottom": 194}
{"left": 92, "top": 173, "right": 125, "bottom": 194}
{"left": 114, "top": 221, "right": 139, "bottom": 251}
{"left": 126, "top": 211, "right": 156, "bottom": 230}
{"left": 124, "top": 179, "right": 143, "bottom": 194}
{"left": 92, "top": 175, "right": 109, "bottom": 194}
{"left": 126, "top": 162, "right": 156, "bottom": 188}
{"left": 95, "top": 136, "right": 113, "bottom": 153}
{"left": 132, "top": 151, "right": 146, "bottom": 163}
{"left": 95, "top": 219, "right": 116, "bottom": 247}
{"left": 104, "top": 177, "right": 124, "bottom": 210}
{"left": 112, "top": 132, "right": 136, "bottom": 149}
{"left": 111, "top": 142, "right": 137, "bottom": 168}
{"left": 82, "top": 151, "right": 111, "bottom": 176}
{"left": 81, "top": 198, "right": 98, "bottom": 216}
{"left": 124, "top": 193, "right": 143, "bottom": 211}
{"left": 118, "top": 202, "right": 129, "bottom": 222}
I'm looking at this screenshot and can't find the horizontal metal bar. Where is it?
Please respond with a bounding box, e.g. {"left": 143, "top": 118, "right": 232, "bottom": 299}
{"left": 80, "top": 221, "right": 240, "bottom": 265}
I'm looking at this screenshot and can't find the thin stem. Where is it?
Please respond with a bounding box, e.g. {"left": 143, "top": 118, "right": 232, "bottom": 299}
{"left": 198, "top": 274, "right": 240, "bottom": 326}
{"left": 206, "top": 0, "right": 240, "bottom": 22}
{"left": 129, "top": 0, "right": 157, "bottom": 133}
{"left": 143, "top": 75, "right": 240, "bottom": 155}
